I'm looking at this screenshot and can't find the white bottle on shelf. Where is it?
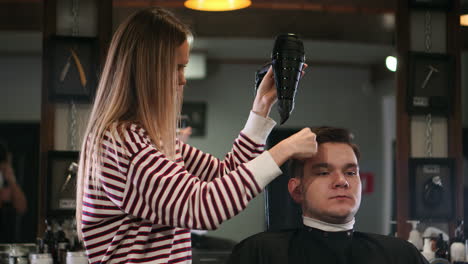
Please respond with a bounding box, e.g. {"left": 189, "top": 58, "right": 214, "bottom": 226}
{"left": 450, "top": 241, "right": 465, "bottom": 262}
{"left": 422, "top": 238, "right": 435, "bottom": 262}
{"left": 407, "top": 220, "right": 423, "bottom": 251}
{"left": 450, "top": 220, "right": 465, "bottom": 263}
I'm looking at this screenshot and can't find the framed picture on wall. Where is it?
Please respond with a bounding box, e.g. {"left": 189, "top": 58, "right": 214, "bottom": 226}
{"left": 409, "top": 0, "right": 451, "bottom": 10}
{"left": 407, "top": 52, "right": 453, "bottom": 115}
{"left": 48, "top": 36, "right": 98, "bottom": 103}
{"left": 409, "top": 158, "right": 455, "bottom": 220}
{"left": 46, "top": 151, "right": 79, "bottom": 218}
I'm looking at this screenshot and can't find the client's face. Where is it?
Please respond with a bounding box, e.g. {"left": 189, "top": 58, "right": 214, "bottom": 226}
{"left": 292, "top": 143, "right": 362, "bottom": 224}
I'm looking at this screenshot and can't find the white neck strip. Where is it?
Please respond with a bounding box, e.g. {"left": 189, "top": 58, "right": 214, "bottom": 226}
{"left": 303, "top": 216, "right": 355, "bottom": 232}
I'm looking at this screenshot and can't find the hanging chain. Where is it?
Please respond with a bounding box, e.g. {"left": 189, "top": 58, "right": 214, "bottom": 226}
{"left": 423, "top": 11, "right": 433, "bottom": 157}
{"left": 69, "top": 102, "right": 78, "bottom": 150}
{"left": 425, "top": 114, "right": 433, "bottom": 157}
{"left": 71, "top": 0, "right": 79, "bottom": 36}
{"left": 424, "top": 11, "right": 432, "bottom": 52}
{"left": 69, "top": 0, "right": 80, "bottom": 150}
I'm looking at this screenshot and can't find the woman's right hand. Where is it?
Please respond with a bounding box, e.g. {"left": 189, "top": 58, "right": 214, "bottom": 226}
{"left": 251, "top": 66, "right": 277, "bottom": 118}
{"left": 252, "top": 64, "right": 308, "bottom": 119}
{"left": 268, "top": 128, "right": 318, "bottom": 166}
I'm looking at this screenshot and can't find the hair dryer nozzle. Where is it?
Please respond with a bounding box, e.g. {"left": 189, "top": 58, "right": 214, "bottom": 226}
{"left": 278, "top": 99, "right": 294, "bottom": 124}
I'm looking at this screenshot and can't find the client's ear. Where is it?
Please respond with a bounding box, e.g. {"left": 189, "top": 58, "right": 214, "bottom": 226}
{"left": 288, "top": 178, "right": 303, "bottom": 204}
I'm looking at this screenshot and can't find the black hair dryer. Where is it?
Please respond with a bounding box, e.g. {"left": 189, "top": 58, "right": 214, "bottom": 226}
{"left": 255, "top": 33, "right": 305, "bottom": 124}
{"left": 272, "top": 33, "right": 305, "bottom": 124}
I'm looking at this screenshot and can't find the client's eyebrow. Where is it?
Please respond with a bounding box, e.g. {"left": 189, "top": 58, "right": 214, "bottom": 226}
{"left": 310, "top": 163, "right": 359, "bottom": 170}
{"left": 310, "top": 163, "right": 330, "bottom": 169}
{"left": 343, "top": 163, "right": 359, "bottom": 170}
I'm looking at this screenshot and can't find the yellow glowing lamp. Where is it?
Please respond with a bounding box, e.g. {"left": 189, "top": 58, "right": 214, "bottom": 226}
{"left": 461, "top": 14, "right": 468, "bottom": 26}
{"left": 184, "top": 0, "right": 251, "bottom": 11}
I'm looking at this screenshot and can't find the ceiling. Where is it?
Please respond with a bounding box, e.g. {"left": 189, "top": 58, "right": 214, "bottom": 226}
{"left": 1, "top": 0, "right": 466, "bottom": 66}
{"left": 1, "top": 0, "right": 396, "bottom": 45}
{"left": 111, "top": 0, "right": 468, "bottom": 48}
{"left": 2, "top": 0, "right": 468, "bottom": 46}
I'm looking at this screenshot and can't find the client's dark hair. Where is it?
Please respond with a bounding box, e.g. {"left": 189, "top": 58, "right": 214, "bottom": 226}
{"left": 289, "top": 127, "right": 360, "bottom": 178}
{"left": 0, "top": 141, "right": 8, "bottom": 163}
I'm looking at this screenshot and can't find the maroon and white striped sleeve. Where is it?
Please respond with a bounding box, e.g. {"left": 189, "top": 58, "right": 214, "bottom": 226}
{"left": 181, "top": 111, "right": 278, "bottom": 182}
{"left": 105, "top": 112, "right": 281, "bottom": 230}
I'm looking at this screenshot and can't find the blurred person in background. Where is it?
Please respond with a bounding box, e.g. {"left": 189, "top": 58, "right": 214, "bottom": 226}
{"left": 0, "top": 141, "right": 27, "bottom": 242}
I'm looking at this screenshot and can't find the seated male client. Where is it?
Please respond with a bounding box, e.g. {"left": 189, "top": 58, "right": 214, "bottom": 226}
{"left": 227, "top": 127, "right": 428, "bottom": 264}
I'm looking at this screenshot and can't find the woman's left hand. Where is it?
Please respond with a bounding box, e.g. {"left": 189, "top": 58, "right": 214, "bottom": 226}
{"left": 177, "top": 126, "right": 192, "bottom": 143}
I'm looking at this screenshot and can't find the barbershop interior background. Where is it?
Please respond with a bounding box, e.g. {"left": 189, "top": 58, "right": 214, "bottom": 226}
{"left": 1, "top": 0, "right": 468, "bottom": 247}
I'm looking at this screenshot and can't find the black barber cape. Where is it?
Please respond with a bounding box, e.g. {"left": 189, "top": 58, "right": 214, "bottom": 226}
{"left": 227, "top": 226, "right": 429, "bottom": 264}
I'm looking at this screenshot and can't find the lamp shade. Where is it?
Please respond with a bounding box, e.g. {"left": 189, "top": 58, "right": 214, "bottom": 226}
{"left": 184, "top": 0, "right": 251, "bottom": 11}
{"left": 462, "top": 0, "right": 468, "bottom": 26}
{"left": 461, "top": 14, "right": 468, "bottom": 26}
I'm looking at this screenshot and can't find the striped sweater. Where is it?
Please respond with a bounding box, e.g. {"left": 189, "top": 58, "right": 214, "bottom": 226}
{"left": 81, "top": 112, "right": 281, "bottom": 264}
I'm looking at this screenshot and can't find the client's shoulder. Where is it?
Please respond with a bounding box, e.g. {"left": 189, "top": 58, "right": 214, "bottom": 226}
{"left": 354, "top": 232, "right": 428, "bottom": 263}
{"left": 355, "top": 231, "right": 418, "bottom": 250}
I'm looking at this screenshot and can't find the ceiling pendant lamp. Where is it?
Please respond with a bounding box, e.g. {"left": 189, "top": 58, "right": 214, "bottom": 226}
{"left": 462, "top": 3, "right": 468, "bottom": 26}
{"left": 184, "top": 0, "right": 251, "bottom": 11}
{"left": 461, "top": 14, "right": 468, "bottom": 27}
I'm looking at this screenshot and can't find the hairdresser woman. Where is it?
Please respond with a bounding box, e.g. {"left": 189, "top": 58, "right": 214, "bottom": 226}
{"left": 76, "top": 8, "right": 316, "bottom": 264}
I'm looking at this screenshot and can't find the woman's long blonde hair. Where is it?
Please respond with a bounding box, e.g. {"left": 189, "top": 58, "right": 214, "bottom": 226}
{"left": 76, "top": 8, "right": 191, "bottom": 237}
